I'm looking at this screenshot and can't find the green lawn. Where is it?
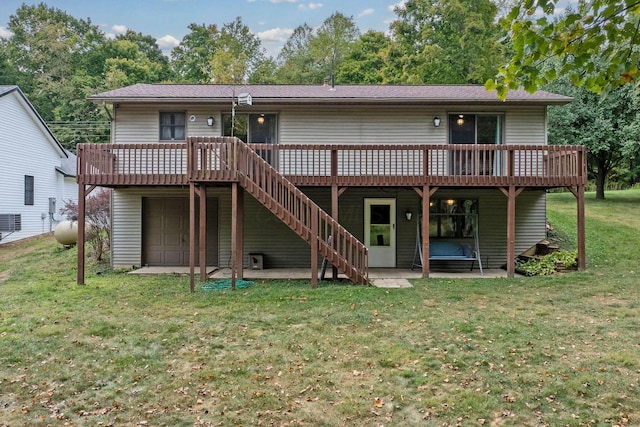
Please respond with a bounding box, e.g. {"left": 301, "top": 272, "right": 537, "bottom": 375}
{"left": 1, "top": 190, "right": 638, "bottom": 426}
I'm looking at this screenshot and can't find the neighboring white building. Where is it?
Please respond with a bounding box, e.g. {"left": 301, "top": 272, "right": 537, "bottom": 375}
{"left": 0, "top": 85, "right": 78, "bottom": 244}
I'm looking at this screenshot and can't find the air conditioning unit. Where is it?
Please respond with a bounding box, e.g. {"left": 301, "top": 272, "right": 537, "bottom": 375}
{"left": 0, "top": 214, "right": 21, "bottom": 232}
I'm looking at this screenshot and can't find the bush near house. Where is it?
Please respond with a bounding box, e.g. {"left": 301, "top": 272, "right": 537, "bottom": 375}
{"left": 61, "top": 188, "right": 111, "bottom": 261}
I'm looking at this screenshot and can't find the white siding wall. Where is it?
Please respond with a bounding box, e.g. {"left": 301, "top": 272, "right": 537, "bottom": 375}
{"left": 0, "top": 91, "right": 72, "bottom": 244}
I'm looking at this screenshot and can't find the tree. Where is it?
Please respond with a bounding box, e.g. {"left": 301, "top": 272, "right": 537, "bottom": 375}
{"left": 336, "top": 31, "right": 390, "bottom": 84}
{"left": 171, "top": 17, "right": 267, "bottom": 84}
{"left": 488, "top": 0, "right": 640, "bottom": 99}
{"left": 310, "top": 12, "right": 360, "bottom": 83}
{"left": 388, "top": 0, "right": 505, "bottom": 84}
{"left": 546, "top": 78, "right": 640, "bottom": 199}
{"left": 61, "top": 188, "right": 111, "bottom": 261}
{"left": 2, "top": 3, "right": 109, "bottom": 148}
{"left": 171, "top": 23, "right": 220, "bottom": 83}
{"left": 274, "top": 14, "right": 359, "bottom": 85}
{"left": 275, "top": 24, "right": 317, "bottom": 83}
{"left": 3, "top": 3, "right": 104, "bottom": 118}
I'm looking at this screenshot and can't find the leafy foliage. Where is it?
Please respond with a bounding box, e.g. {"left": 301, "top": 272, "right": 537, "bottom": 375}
{"left": 488, "top": 0, "right": 640, "bottom": 99}
{"left": 546, "top": 78, "right": 640, "bottom": 198}
{"left": 61, "top": 188, "right": 111, "bottom": 261}
{"left": 388, "top": 0, "right": 506, "bottom": 84}
{"left": 515, "top": 250, "right": 578, "bottom": 276}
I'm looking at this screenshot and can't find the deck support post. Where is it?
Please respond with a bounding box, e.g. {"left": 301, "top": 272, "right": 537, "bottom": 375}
{"left": 198, "top": 185, "right": 207, "bottom": 282}
{"left": 77, "top": 184, "right": 86, "bottom": 285}
{"left": 499, "top": 186, "right": 523, "bottom": 278}
{"left": 237, "top": 185, "right": 244, "bottom": 280}
{"left": 231, "top": 182, "right": 239, "bottom": 290}
{"left": 189, "top": 182, "right": 196, "bottom": 292}
{"left": 331, "top": 184, "right": 339, "bottom": 280}
{"left": 577, "top": 184, "right": 586, "bottom": 270}
{"left": 567, "top": 185, "right": 586, "bottom": 270}
{"left": 76, "top": 184, "right": 97, "bottom": 286}
{"left": 311, "top": 205, "right": 319, "bottom": 288}
{"left": 421, "top": 185, "right": 430, "bottom": 278}
{"left": 507, "top": 186, "right": 516, "bottom": 277}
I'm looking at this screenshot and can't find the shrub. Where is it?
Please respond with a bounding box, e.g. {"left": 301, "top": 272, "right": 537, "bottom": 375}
{"left": 516, "top": 250, "right": 578, "bottom": 276}
{"left": 61, "top": 188, "right": 111, "bottom": 261}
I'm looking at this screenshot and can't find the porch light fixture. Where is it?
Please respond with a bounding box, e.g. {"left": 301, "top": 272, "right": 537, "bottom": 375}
{"left": 405, "top": 210, "right": 413, "bottom": 221}
{"left": 257, "top": 114, "right": 265, "bottom": 125}
{"left": 206, "top": 116, "right": 215, "bottom": 127}
{"left": 433, "top": 116, "right": 441, "bottom": 127}
{"left": 456, "top": 115, "right": 464, "bottom": 126}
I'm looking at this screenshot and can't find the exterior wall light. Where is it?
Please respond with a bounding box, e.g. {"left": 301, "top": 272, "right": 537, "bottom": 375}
{"left": 433, "top": 116, "right": 441, "bottom": 127}
{"left": 405, "top": 210, "right": 413, "bottom": 221}
{"left": 206, "top": 116, "right": 215, "bottom": 127}
{"left": 457, "top": 114, "right": 464, "bottom": 126}
{"left": 257, "top": 114, "right": 265, "bottom": 125}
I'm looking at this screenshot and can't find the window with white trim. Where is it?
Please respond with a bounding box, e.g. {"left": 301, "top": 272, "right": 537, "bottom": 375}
{"left": 159, "top": 112, "right": 186, "bottom": 141}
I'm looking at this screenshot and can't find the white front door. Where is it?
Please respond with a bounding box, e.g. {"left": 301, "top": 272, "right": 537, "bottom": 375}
{"left": 364, "top": 198, "right": 396, "bottom": 268}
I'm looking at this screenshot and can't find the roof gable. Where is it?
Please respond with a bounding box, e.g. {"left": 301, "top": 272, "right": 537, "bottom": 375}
{"left": 0, "top": 85, "right": 67, "bottom": 157}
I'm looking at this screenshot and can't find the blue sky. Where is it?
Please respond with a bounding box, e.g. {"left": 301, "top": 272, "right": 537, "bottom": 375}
{"left": 0, "top": 0, "right": 407, "bottom": 57}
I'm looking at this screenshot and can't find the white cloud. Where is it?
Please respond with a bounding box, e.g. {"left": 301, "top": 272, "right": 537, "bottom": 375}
{"left": 257, "top": 27, "right": 293, "bottom": 43}
{"left": 358, "top": 8, "right": 374, "bottom": 18}
{"left": 157, "top": 34, "right": 180, "bottom": 50}
{"left": 298, "top": 2, "right": 323, "bottom": 11}
{"left": 0, "top": 26, "right": 13, "bottom": 39}
{"left": 388, "top": 1, "right": 406, "bottom": 13}
{"left": 112, "top": 24, "right": 128, "bottom": 34}
{"left": 256, "top": 27, "right": 294, "bottom": 58}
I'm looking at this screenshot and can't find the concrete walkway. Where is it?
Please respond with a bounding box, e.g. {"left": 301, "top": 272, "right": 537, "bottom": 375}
{"left": 130, "top": 267, "right": 510, "bottom": 288}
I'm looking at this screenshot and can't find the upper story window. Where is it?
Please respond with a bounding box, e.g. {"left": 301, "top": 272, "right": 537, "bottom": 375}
{"left": 222, "top": 113, "right": 278, "bottom": 144}
{"left": 159, "top": 112, "right": 186, "bottom": 141}
{"left": 449, "top": 114, "right": 503, "bottom": 145}
{"left": 24, "top": 175, "right": 34, "bottom": 205}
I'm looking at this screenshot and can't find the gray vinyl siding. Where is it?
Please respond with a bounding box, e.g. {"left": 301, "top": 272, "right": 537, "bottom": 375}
{"left": 113, "top": 105, "right": 223, "bottom": 144}
{"left": 113, "top": 104, "right": 548, "bottom": 146}
{"left": 111, "top": 186, "right": 546, "bottom": 270}
{"left": 109, "top": 102, "right": 549, "bottom": 269}
{"left": 111, "top": 190, "right": 142, "bottom": 267}
{"left": 505, "top": 106, "right": 546, "bottom": 146}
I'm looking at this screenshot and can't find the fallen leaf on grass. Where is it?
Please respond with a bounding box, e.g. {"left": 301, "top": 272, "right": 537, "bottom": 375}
{"left": 373, "top": 398, "right": 384, "bottom": 408}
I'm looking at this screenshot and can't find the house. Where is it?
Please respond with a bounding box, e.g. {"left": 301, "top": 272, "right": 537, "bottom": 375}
{"left": 77, "top": 84, "right": 586, "bottom": 289}
{"left": 0, "top": 86, "right": 77, "bottom": 244}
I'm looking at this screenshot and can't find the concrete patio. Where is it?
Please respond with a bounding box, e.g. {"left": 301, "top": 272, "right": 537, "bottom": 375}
{"left": 129, "top": 267, "right": 510, "bottom": 288}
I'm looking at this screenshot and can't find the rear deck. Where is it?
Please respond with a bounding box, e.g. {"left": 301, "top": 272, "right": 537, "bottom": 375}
{"left": 76, "top": 139, "right": 586, "bottom": 289}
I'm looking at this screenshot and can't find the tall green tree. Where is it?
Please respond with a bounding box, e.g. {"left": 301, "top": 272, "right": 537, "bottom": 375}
{"left": 546, "top": 78, "right": 640, "bottom": 199}
{"left": 275, "top": 24, "right": 316, "bottom": 83}
{"left": 171, "top": 17, "right": 267, "bottom": 84}
{"left": 274, "top": 13, "right": 359, "bottom": 84}
{"left": 388, "top": 0, "right": 505, "bottom": 84}
{"left": 488, "top": 0, "right": 640, "bottom": 99}
{"left": 3, "top": 3, "right": 105, "bottom": 120}
{"left": 171, "top": 23, "right": 220, "bottom": 83}
{"left": 336, "top": 31, "right": 390, "bottom": 84}
{"left": 310, "top": 12, "right": 360, "bottom": 83}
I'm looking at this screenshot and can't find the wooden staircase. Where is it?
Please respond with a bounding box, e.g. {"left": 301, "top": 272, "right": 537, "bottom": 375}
{"left": 189, "top": 137, "right": 369, "bottom": 285}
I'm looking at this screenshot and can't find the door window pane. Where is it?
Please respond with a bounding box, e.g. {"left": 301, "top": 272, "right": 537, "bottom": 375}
{"left": 369, "top": 204, "right": 390, "bottom": 246}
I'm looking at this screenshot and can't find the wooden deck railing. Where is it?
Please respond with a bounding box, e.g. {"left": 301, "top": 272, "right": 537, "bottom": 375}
{"left": 77, "top": 141, "right": 586, "bottom": 188}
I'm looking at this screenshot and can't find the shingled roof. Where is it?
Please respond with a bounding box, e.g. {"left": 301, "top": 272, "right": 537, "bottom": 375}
{"left": 90, "top": 84, "right": 572, "bottom": 106}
